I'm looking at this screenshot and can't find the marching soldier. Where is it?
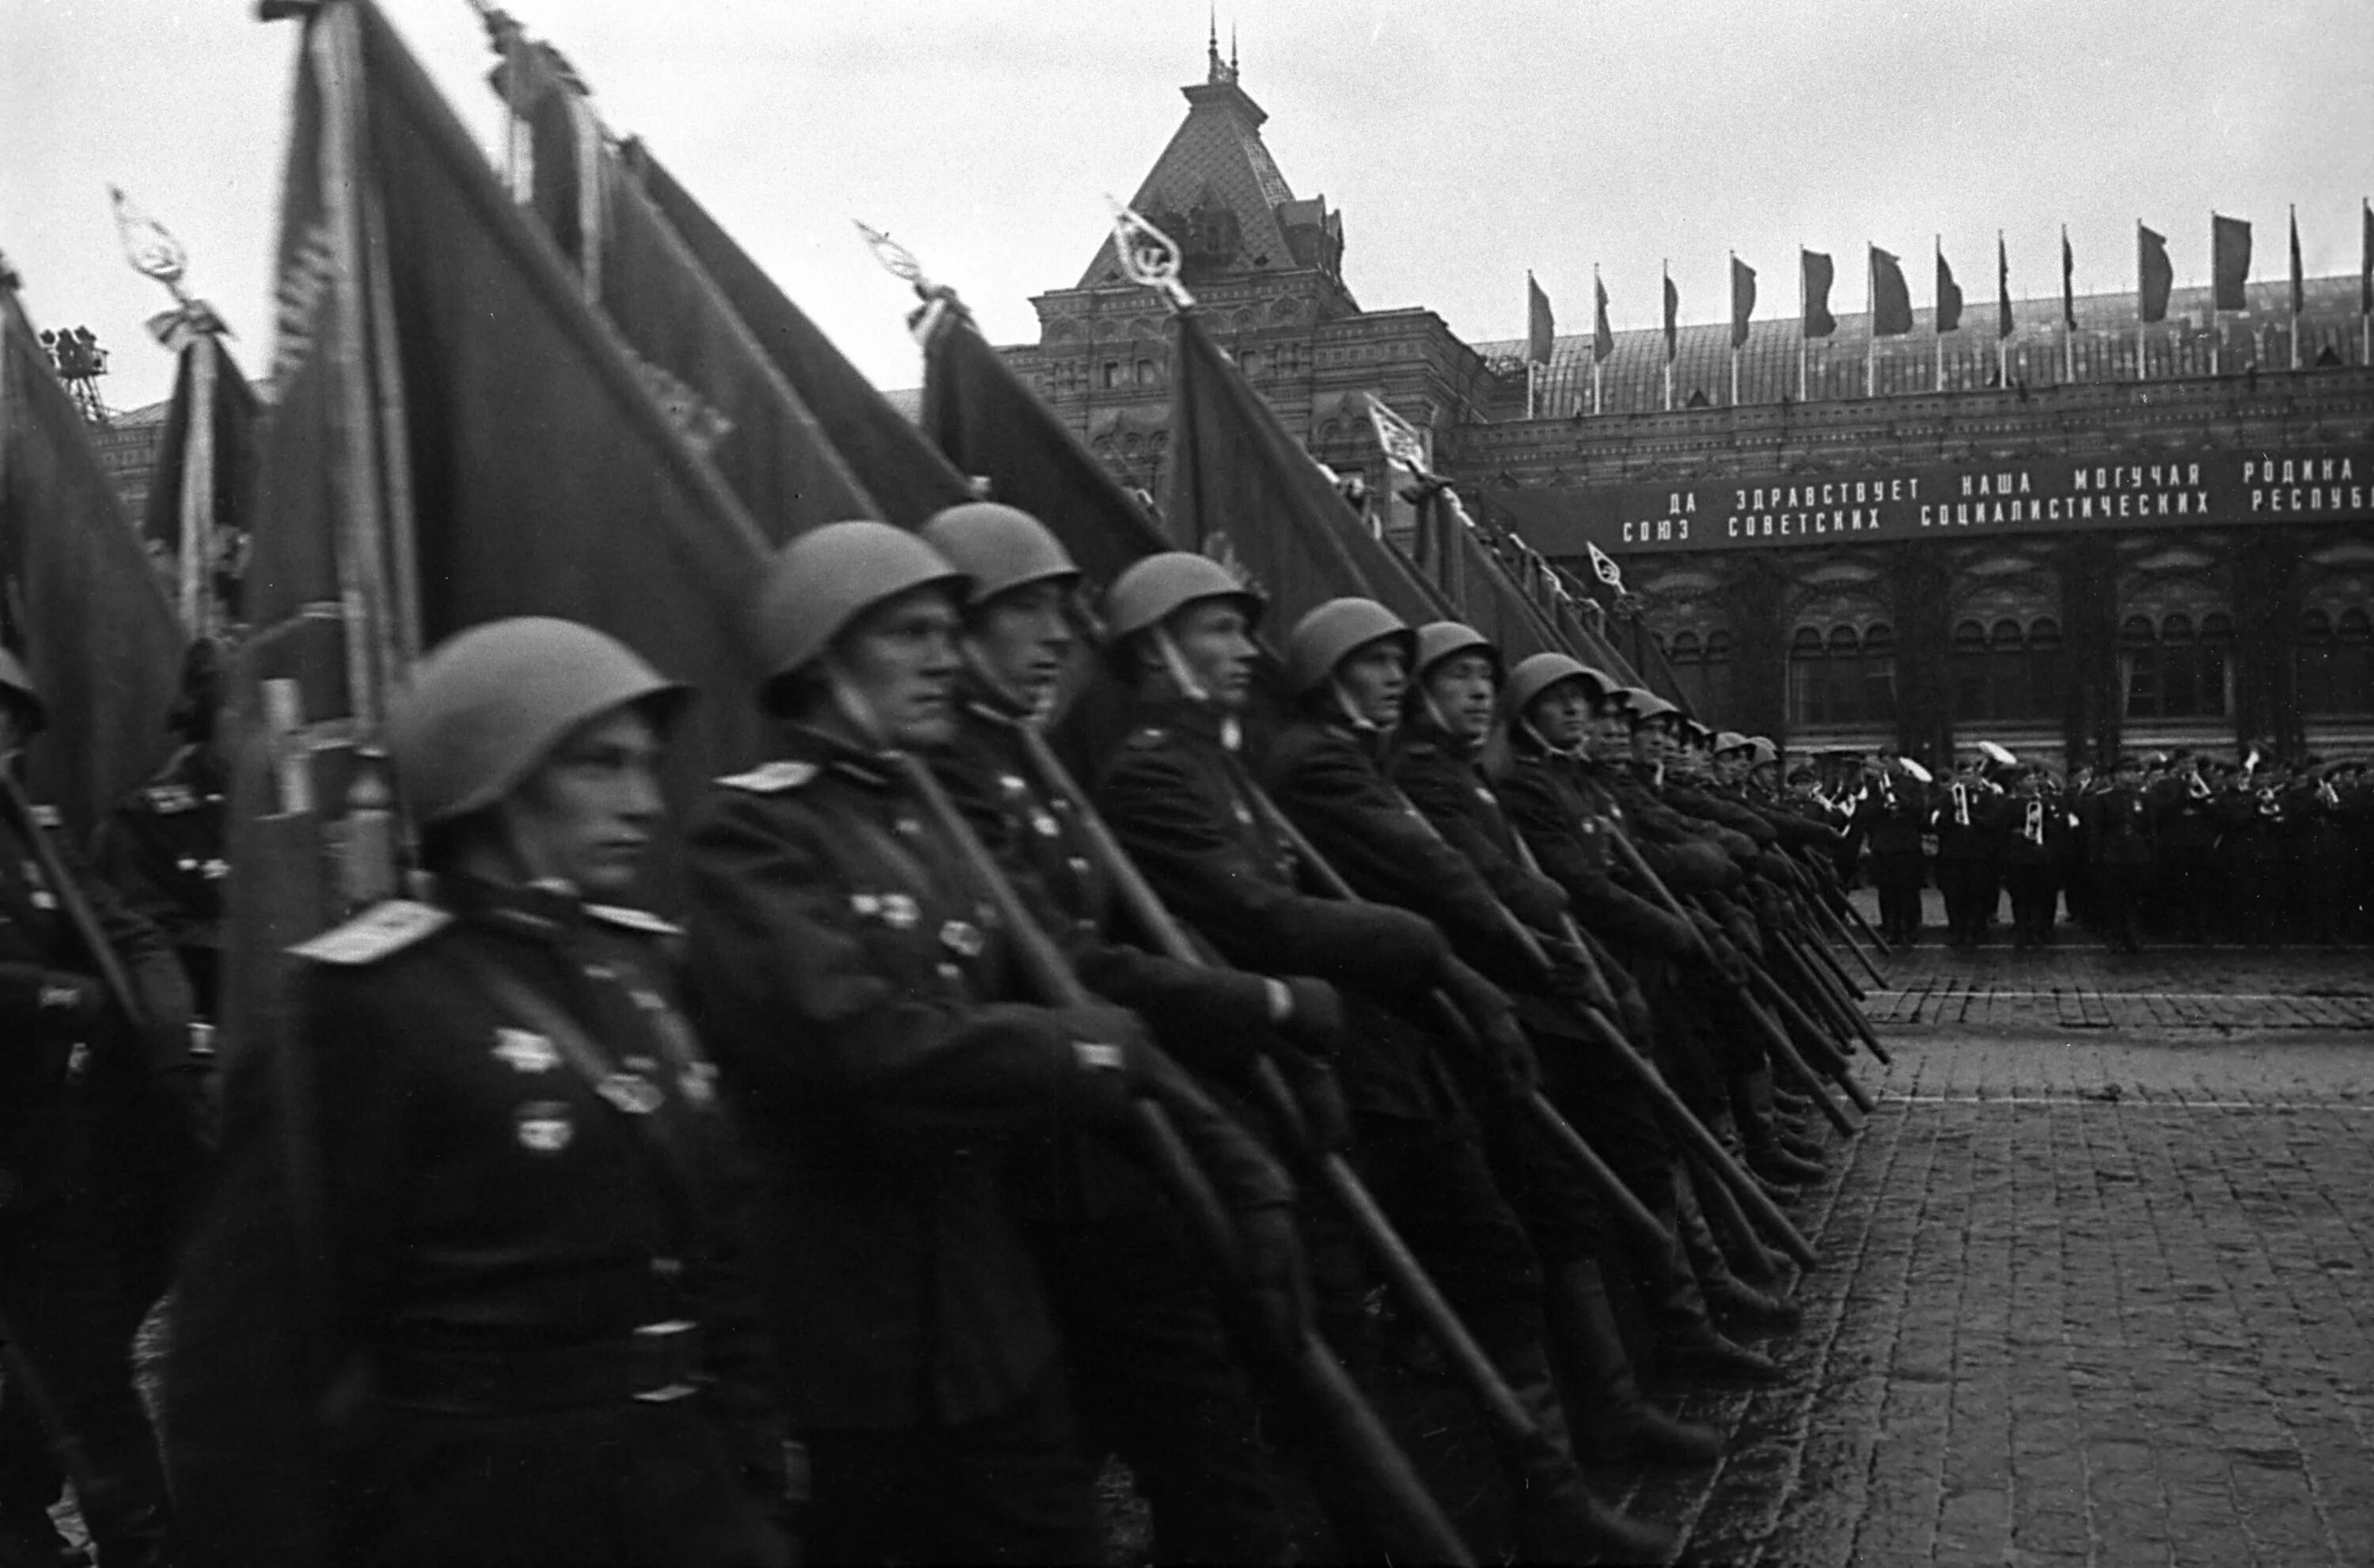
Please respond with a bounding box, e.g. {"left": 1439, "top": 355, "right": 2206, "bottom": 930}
{"left": 1859, "top": 755, "right": 1930, "bottom": 947}
{"left": 0, "top": 648, "right": 197, "bottom": 1568}
{"left": 916, "top": 502, "right": 1305, "bottom": 1563}
{"left": 2145, "top": 752, "right": 2221, "bottom": 944}
{"left": 681, "top": 525, "right": 1303, "bottom": 1565}
{"left": 1090, "top": 556, "right": 1674, "bottom": 1562}
{"left": 1999, "top": 766, "right": 2069, "bottom": 950}
{"left": 1271, "top": 604, "right": 1738, "bottom": 1454}
{"left": 91, "top": 638, "right": 229, "bottom": 1019}
{"left": 165, "top": 619, "right": 794, "bottom": 1568}
{"left": 2082, "top": 753, "right": 2153, "bottom": 953}
{"left": 1931, "top": 751, "right": 2008, "bottom": 949}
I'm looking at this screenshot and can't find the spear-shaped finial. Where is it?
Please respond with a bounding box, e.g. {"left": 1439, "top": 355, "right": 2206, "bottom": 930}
{"left": 854, "top": 221, "right": 935, "bottom": 299}
{"left": 111, "top": 185, "right": 188, "bottom": 304}
{"left": 1107, "top": 197, "right": 1195, "bottom": 312}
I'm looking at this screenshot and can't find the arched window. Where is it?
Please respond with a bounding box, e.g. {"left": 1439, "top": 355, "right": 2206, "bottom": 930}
{"left": 1860, "top": 623, "right": 1898, "bottom": 722}
{"left": 1788, "top": 623, "right": 1890, "bottom": 727}
{"left": 1951, "top": 620, "right": 1990, "bottom": 722}
{"left": 2123, "top": 610, "right": 2230, "bottom": 720}
{"left": 2300, "top": 606, "right": 2374, "bottom": 715}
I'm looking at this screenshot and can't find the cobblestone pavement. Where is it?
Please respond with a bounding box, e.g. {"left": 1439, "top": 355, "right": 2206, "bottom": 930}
{"left": 1611, "top": 941, "right": 2374, "bottom": 1568}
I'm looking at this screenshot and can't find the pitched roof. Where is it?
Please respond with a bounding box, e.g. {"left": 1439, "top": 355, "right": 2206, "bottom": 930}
{"left": 1473, "top": 275, "right": 2369, "bottom": 416}
{"left": 1075, "top": 70, "right": 1302, "bottom": 289}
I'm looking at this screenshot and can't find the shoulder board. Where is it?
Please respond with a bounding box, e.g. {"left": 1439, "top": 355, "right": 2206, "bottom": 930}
{"left": 290, "top": 900, "right": 452, "bottom": 964}
{"left": 717, "top": 759, "right": 818, "bottom": 793}
{"left": 27, "top": 803, "right": 63, "bottom": 831}
{"left": 586, "top": 902, "right": 684, "bottom": 938}
{"left": 1124, "top": 725, "right": 1172, "bottom": 752}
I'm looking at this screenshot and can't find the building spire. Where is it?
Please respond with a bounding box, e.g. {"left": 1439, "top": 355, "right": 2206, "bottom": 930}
{"left": 1208, "top": 6, "right": 1221, "bottom": 81}
{"left": 1230, "top": 21, "right": 1238, "bottom": 78}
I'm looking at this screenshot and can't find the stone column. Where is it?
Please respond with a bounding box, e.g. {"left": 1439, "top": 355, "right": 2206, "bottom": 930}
{"left": 2058, "top": 536, "right": 2121, "bottom": 768}
{"left": 2233, "top": 528, "right": 2306, "bottom": 758}
{"left": 1888, "top": 545, "right": 1954, "bottom": 767}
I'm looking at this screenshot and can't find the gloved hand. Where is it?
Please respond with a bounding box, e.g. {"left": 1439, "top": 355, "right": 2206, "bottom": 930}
{"left": 1477, "top": 1010, "right": 1542, "bottom": 1101}
{"left": 1272, "top": 975, "right": 1349, "bottom": 1055}
{"left": 1056, "top": 1003, "right": 1162, "bottom": 1128}
{"left": 10, "top": 966, "right": 109, "bottom": 1040}
{"left": 1271, "top": 1045, "right": 1353, "bottom": 1153}
{"left": 1502, "top": 870, "right": 1570, "bottom": 934}
{"left": 1545, "top": 956, "right": 1618, "bottom": 1021}
{"left": 1234, "top": 1203, "right": 1314, "bottom": 1348}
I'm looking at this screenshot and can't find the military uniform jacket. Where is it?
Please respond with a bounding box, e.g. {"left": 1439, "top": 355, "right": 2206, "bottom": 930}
{"left": 1094, "top": 695, "right": 1455, "bottom": 1120}
{"left": 934, "top": 690, "right": 1295, "bottom": 1227}
{"left": 2146, "top": 776, "right": 2222, "bottom": 854}
{"left": 1388, "top": 729, "right": 1570, "bottom": 936}
{"left": 1263, "top": 713, "right": 1527, "bottom": 975}
{"left": 684, "top": 727, "right": 1129, "bottom": 1431}
{"left": 1, "top": 792, "right": 196, "bottom": 1197}
{"left": 1596, "top": 764, "right": 1748, "bottom": 894}
{"left": 1999, "top": 795, "right": 2072, "bottom": 868}
{"left": 1856, "top": 777, "right": 1928, "bottom": 856}
{"left": 2082, "top": 785, "right": 2154, "bottom": 865}
{"left": 1489, "top": 741, "right": 1698, "bottom": 959}
{"left": 938, "top": 691, "right": 1277, "bottom": 1070}
{"left": 89, "top": 742, "right": 228, "bottom": 1015}
{"left": 1930, "top": 780, "right": 2009, "bottom": 861}
{"left": 1663, "top": 779, "right": 1780, "bottom": 849}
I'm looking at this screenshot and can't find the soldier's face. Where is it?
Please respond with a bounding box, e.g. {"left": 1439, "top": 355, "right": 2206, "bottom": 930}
{"left": 969, "top": 581, "right": 1075, "bottom": 708}
{"left": 501, "top": 706, "right": 666, "bottom": 896}
{"left": 1588, "top": 706, "right": 1630, "bottom": 756}
{"left": 1526, "top": 680, "right": 1592, "bottom": 751}
{"left": 1423, "top": 653, "right": 1498, "bottom": 743}
{"left": 1633, "top": 722, "right": 1670, "bottom": 766}
{"left": 1334, "top": 638, "right": 1407, "bottom": 727}
{"left": 837, "top": 586, "right": 964, "bottom": 747}
{"left": 1166, "top": 600, "right": 1257, "bottom": 710}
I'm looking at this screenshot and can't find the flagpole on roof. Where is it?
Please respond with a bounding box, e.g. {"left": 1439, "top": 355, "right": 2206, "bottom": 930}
{"left": 1797, "top": 241, "right": 1807, "bottom": 402}
{"left": 1864, "top": 244, "right": 1875, "bottom": 399}
{"left": 1997, "top": 230, "right": 2008, "bottom": 391}
{"left": 1935, "top": 235, "right": 1945, "bottom": 394}
{"left": 1592, "top": 263, "right": 1604, "bottom": 416}
{"left": 1728, "top": 252, "right": 1739, "bottom": 407}
{"left": 1661, "top": 258, "right": 1672, "bottom": 413}
{"left": 2135, "top": 221, "right": 2145, "bottom": 384}
{"left": 2290, "top": 204, "right": 2300, "bottom": 371}
{"left": 2061, "top": 225, "right": 2076, "bottom": 387}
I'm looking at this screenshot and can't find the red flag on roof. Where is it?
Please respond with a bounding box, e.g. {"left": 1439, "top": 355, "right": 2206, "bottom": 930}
{"left": 1801, "top": 250, "right": 1836, "bottom": 338}
{"left": 1935, "top": 248, "right": 1963, "bottom": 334}
{"left": 2212, "top": 214, "right": 2252, "bottom": 311}
{"left": 2061, "top": 228, "right": 2077, "bottom": 328}
{"left": 0, "top": 282, "right": 187, "bottom": 839}
{"left": 1661, "top": 271, "right": 1678, "bottom": 362}
{"left": 1730, "top": 256, "right": 1756, "bottom": 350}
{"left": 1526, "top": 272, "right": 1555, "bottom": 365}
{"left": 1997, "top": 234, "right": 2014, "bottom": 341}
{"left": 2289, "top": 208, "right": 2304, "bottom": 317}
{"left": 1870, "top": 246, "right": 1914, "bottom": 336}
{"left": 2137, "top": 224, "right": 2173, "bottom": 324}
{"left": 170, "top": 9, "right": 784, "bottom": 1555}
{"left": 1592, "top": 271, "right": 1614, "bottom": 364}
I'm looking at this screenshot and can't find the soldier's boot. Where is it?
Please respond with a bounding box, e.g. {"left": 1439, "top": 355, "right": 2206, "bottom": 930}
{"left": 1735, "top": 1074, "right": 1825, "bottom": 1186}
{"left": 1674, "top": 1179, "right": 1802, "bottom": 1335}
{"left": 1682, "top": 1162, "right": 1787, "bottom": 1286}
{"left": 1544, "top": 1259, "right": 1721, "bottom": 1468}
{"left": 1498, "top": 1347, "right": 1680, "bottom": 1562}
{"left": 1634, "top": 1187, "right": 1787, "bottom": 1386}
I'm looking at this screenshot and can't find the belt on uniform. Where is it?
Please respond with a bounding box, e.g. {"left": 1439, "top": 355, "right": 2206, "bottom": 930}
{"left": 379, "top": 1320, "right": 705, "bottom": 1415}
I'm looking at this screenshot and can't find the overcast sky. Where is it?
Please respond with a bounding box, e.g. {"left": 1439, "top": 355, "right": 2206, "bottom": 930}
{"left": 6, "top": 0, "right": 2369, "bottom": 415}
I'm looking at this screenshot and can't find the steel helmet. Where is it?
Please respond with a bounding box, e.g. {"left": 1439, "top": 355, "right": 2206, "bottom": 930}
{"left": 385, "top": 617, "right": 690, "bottom": 828}
{"left": 0, "top": 647, "right": 46, "bottom": 735}
{"left": 1413, "top": 621, "right": 1500, "bottom": 683}
{"left": 1505, "top": 652, "right": 1612, "bottom": 718}
{"left": 1682, "top": 718, "right": 1713, "bottom": 746}
{"left": 1713, "top": 730, "right": 1750, "bottom": 755}
{"left": 1102, "top": 552, "right": 1263, "bottom": 644}
{"left": 1747, "top": 737, "right": 1780, "bottom": 767}
{"left": 1281, "top": 598, "right": 1412, "bottom": 698}
{"left": 755, "top": 520, "right": 968, "bottom": 684}
{"left": 1613, "top": 687, "right": 1680, "bottom": 725}
{"left": 919, "top": 502, "right": 1079, "bottom": 608}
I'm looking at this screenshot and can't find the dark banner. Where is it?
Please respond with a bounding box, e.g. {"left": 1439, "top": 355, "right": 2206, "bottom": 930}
{"left": 1494, "top": 445, "right": 2374, "bottom": 558}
